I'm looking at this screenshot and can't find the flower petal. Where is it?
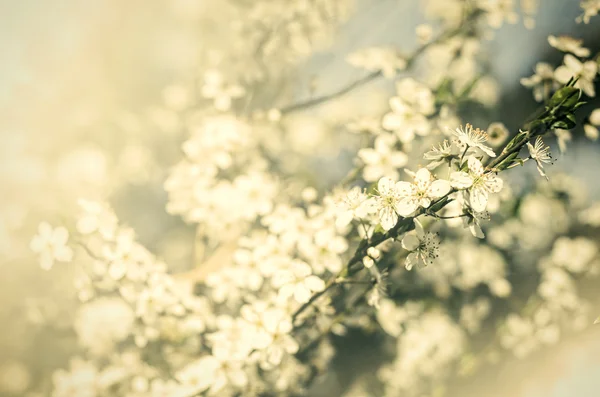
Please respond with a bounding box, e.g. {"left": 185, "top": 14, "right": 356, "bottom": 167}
{"left": 467, "top": 156, "right": 485, "bottom": 176}
{"left": 395, "top": 181, "right": 415, "bottom": 197}
{"left": 479, "top": 144, "right": 497, "bottom": 158}
{"left": 395, "top": 198, "right": 419, "bottom": 217}
{"left": 469, "top": 222, "right": 485, "bottom": 239}
{"left": 554, "top": 66, "right": 572, "bottom": 84}
{"left": 378, "top": 177, "right": 395, "bottom": 195}
{"left": 405, "top": 252, "right": 418, "bottom": 270}
{"left": 304, "top": 275, "right": 326, "bottom": 292}
{"left": 358, "top": 148, "right": 379, "bottom": 164}
{"left": 470, "top": 187, "right": 489, "bottom": 212}
{"left": 379, "top": 208, "right": 398, "bottom": 231}
{"left": 484, "top": 174, "right": 503, "bottom": 193}
{"left": 382, "top": 113, "right": 402, "bottom": 130}
{"left": 294, "top": 286, "right": 312, "bottom": 303}
{"left": 428, "top": 179, "right": 451, "bottom": 198}
{"left": 401, "top": 234, "right": 420, "bottom": 251}
{"left": 415, "top": 168, "right": 432, "bottom": 185}
{"left": 450, "top": 172, "right": 473, "bottom": 189}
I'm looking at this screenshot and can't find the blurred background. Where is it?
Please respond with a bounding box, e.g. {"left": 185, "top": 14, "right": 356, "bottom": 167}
{"left": 1, "top": 0, "right": 600, "bottom": 396}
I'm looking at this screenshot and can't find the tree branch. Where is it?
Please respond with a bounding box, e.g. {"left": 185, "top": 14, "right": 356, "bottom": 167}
{"left": 279, "top": 17, "right": 478, "bottom": 115}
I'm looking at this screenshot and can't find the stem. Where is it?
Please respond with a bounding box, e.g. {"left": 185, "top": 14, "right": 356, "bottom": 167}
{"left": 292, "top": 214, "right": 417, "bottom": 321}
{"left": 460, "top": 144, "right": 469, "bottom": 163}
{"left": 428, "top": 213, "right": 469, "bottom": 220}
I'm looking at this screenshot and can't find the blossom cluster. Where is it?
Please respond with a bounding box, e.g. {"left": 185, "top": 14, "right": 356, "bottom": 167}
{"left": 7, "top": 1, "right": 600, "bottom": 397}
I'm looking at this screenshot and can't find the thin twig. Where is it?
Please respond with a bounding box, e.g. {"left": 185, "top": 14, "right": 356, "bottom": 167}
{"left": 279, "top": 19, "right": 477, "bottom": 115}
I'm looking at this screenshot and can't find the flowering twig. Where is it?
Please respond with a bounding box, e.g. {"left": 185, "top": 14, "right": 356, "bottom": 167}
{"left": 279, "top": 13, "right": 480, "bottom": 115}
{"left": 292, "top": 81, "right": 586, "bottom": 326}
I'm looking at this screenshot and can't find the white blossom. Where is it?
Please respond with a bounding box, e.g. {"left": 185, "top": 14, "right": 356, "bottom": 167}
{"left": 423, "top": 140, "right": 458, "bottom": 169}
{"left": 452, "top": 124, "right": 496, "bottom": 157}
{"left": 272, "top": 260, "right": 326, "bottom": 304}
{"left": 395, "top": 168, "right": 452, "bottom": 216}
{"left": 520, "top": 62, "right": 558, "bottom": 102}
{"left": 579, "top": 0, "right": 600, "bottom": 23}
{"left": 401, "top": 220, "right": 440, "bottom": 270}
{"left": 373, "top": 177, "right": 403, "bottom": 231}
{"left": 486, "top": 122, "right": 510, "bottom": 147}
{"left": 382, "top": 79, "right": 435, "bottom": 143}
{"left": 30, "top": 222, "right": 74, "bottom": 270}
{"left": 554, "top": 54, "right": 598, "bottom": 97}
{"left": 526, "top": 136, "right": 554, "bottom": 179}
{"left": 477, "top": 0, "right": 518, "bottom": 28}
{"left": 335, "top": 187, "right": 374, "bottom": 228}
{"left": 176, "top": 345, "right": 247, "bottom": 395}
{"left": 240, "top": 301, "right": 299, "bottom": 369}
{"left": 450, "top": 156, "right": 503, "bottom": 212}
{"left": 201, "top": 69, "right": 245, "bottom": 111}
{"left": 463, "top": 209, "right": 489, "bottom": 239}
{"left": 346, "top": 47, "right": 407, "bottom": 78}
{"left": 548, "top": 35, "right": 590, "bottom": 57}
{"left": 358, "top": 133, "right": 408, "bottom": 182}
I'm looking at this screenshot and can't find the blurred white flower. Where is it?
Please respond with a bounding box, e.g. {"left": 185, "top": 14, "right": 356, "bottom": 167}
{"left": 52, "top": 358, "right": 99, "bottom": 397}
{"left": 76, "top": 199, "right": 118, "bottom": 239}
{"left": 335, "top": 186, "right": 374, "bottom": 228}
{"left": 240, "top": 301, "right": 299, "bottom": 369}
{"left": 520, "top": 62, "right": 557, "bottom": 102}
{"left": 272, "top": 260, "right": 325, "bottom": 303}
{"left": 579, "top": 0, "right": 600, "bottom": 23}
{"left": 30, "top": 222, "right": 73, "bottom": 270}
{"left": 74, "top": 297, "right": 135, "bottom": 356}
{"left": 554, "top": 54, "right": 598, "bottom": 97}
{"left": 551, "top": 237, "right": 597, "bottom": 273}
{"left": 486, "top": 122, "right": 510, "bottom": 147}
{"left": 346, "top": 47, "right": 406, "bottom": 78}
{"left": 584, "top": 108, "right": 600, "bottom": 140}
{"left": 478, "top": 0, "right": 518, "bottom": 28}
{"left": 200, "top": 69, "right": 245, "bottom": 111}
{"left": 548, "top": 35, "right": 590, "bottom": 57}
{"left": 382, "top": 79, "right": 435, "bottom": 143}
{"left": 176, "top": 344, "right": 247, "bottom": 395}
{"left": 358, "top": 133, "right": 408, "bottom": 182}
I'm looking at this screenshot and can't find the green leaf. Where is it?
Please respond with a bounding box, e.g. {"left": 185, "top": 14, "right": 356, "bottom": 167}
{"left": 552, "top": 118, "right": 576, "bottom": 130}
{"left": 548, "top": 86, "right": 581, "bottom": 110}
{"left": 429, "top": 196, "right": 452, "bottom": 213}
{"left": 527, "top": 120, "right": 546, "bottom": 136}
{"left": 496, "top": 152, "right": 519, "bottom": 171}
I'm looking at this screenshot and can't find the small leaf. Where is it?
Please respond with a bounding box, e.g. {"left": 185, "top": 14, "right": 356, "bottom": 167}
{"left": 527, "top": 120, "right": 546, "bottom": 136}
{"left": 496, "top": 152, "right": 519, "bottom": 171}
{"left": 429, "top": 196, "right": 452, "bottom": 213}
{"left": 552, "top": 117, "right": 576, "bottom": 130}
{"left": 548, "top": 86, "right": 581, "bottom": 110}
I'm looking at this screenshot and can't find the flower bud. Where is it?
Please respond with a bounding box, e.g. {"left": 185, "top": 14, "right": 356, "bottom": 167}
{"left": 548, "top": 86, "right": 581, "bottom": 110}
